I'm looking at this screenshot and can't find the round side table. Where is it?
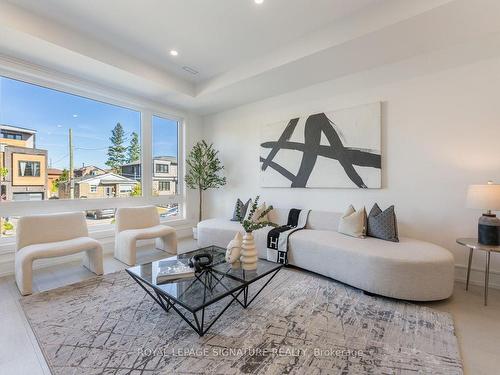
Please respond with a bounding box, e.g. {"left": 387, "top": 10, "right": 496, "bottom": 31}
{"left": 457, "top": 238, "right": 500, "bottom": 306}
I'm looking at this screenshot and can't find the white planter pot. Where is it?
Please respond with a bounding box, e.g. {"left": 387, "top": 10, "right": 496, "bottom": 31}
{"left": 192, "top": 227, "right": 198, "bottom": 240}
{"left": 240, "top": 232, "right": 258, "bottom": 270}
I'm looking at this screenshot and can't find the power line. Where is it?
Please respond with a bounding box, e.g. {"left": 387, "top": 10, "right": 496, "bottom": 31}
{"left": 74, "top": 147, "right": 108, "bottom": 151}
{"left": 51, "top": 153, "right": 69, "bottom": 165}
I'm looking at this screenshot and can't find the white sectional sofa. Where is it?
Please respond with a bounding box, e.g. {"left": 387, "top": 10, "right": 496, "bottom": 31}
{"left": 197, "top": 208, "right": 455, "bottom": 301}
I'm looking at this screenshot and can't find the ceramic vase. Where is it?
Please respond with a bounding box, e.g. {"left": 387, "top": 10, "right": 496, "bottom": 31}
{"left": 240, "top": 232, "right": 258, "bottom": 270}
{"left": 225, "top": 232, "right": 242, "bottom": 268}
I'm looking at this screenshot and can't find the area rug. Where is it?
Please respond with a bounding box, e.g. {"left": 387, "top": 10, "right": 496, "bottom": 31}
{"left": 21, "top": 268, "right": 463, "bottom": 375}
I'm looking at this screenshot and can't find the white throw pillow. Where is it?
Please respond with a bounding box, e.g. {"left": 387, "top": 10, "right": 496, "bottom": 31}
{"left": 338, "top": 205, "right": 366, "bottom": 238}
{"left": 251, "top": 203, "right": 268, "bottom": 222}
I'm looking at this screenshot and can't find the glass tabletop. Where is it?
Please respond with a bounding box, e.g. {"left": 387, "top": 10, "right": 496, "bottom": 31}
{"left": 456, "top": 238, "right": 500, "bottom": 252}
{"left": 126, "top": 245, "right": 283, "bottom": 312}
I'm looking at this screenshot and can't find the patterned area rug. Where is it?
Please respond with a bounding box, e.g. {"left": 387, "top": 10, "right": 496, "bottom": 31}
{"left": 21, "top": 268, "right": 462, "bottom": 375}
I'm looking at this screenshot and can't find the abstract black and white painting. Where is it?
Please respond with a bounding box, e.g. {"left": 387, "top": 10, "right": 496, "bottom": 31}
{"left": 260, "top": 102, "right": 381, "bottom": 188}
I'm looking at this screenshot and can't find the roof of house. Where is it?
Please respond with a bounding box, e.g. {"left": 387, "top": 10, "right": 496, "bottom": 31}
{"left": 121, "top": 156, "right": 177, "bottom": 167}
{"left": 0, "top": 124, "right": 37, "bottom": 134}
{"left": 74, "top": 165, "right": 106, "bottom": 172}
{"left": 47, "top": 168, "right": 63, "bottom": 175}
{"left": 156, "top": 156, "right": 177, "bottom": 163}
{"left": 74, "top": 172, "right": 138, "bottom": 185}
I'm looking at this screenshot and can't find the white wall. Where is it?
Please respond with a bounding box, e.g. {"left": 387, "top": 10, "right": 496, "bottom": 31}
{"left": 184, "top": 113, "right": 203, "bottom": 222}
{"left": 202, "top": 56, "right": 500, "bottom": 287}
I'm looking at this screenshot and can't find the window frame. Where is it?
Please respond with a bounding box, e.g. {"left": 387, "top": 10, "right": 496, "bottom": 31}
{"left": 2, "top": 131, "right": 22, "bottom": 140}
{"left": 158, "top": 181, "right": 170, "bottom": 191}
{"left": 18, "top": 160, "right": 41, "bottom": 177}
{"left": 155, "top": 163, "right": 169, "bottom": 174}
{"left": 151, "top": 114, "right": 181, "bottom": 198}
{"left": 0, "top": 67, "right": 186, "bottom": 232}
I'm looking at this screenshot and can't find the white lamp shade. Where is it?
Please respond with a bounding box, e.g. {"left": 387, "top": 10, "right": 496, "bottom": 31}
{"left": 466, "top": 184, "right": 500, "bottom": 210}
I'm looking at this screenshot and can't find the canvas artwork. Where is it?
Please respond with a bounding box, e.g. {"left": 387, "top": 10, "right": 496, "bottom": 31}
{"left": 260, "top": 102, "right": 381, "bottom": 188}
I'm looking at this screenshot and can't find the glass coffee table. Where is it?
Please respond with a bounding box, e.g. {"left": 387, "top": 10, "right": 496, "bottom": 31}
{"left": 126, "top": 246, "right": 283, "bottom": 336}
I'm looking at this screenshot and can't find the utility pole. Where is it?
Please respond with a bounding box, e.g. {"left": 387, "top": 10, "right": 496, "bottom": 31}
{"left": 69, "top": 128, "right": 74, "bottom": 199}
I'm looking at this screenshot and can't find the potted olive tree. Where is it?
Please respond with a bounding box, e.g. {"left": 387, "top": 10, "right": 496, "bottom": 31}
{"left": 185, "top": 141, "right": 226, "bottom": 239}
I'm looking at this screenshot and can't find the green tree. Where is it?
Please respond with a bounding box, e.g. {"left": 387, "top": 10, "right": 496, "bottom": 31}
{"left": 0, "top": 167, "right": 8, "bottom": 202}
{"left": 185, "top": 140, "right": 226, "bottom": 222}
{"left": 106, "top": 122, "right": 127, "bottom": 172}
{"left": 54, "top": 169, "right": 69, "bottom": 189}
{"left": 127, "top": 131, "right": 140, "bottom": 163}
{"left": 130, "top": 183, "right": 141, "bottom": 197}
{"left": 0, "top": 167, "right": 7, "bottom": 180}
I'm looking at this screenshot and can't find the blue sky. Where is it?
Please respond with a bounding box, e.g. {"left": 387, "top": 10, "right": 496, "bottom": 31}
{"left": 0, "top": 77, "right": 178, "bottom": 170}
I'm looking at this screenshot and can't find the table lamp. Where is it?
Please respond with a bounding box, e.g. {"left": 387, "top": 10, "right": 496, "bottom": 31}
{"left": 466, "top": 181, "right": 500, "bottom": 245}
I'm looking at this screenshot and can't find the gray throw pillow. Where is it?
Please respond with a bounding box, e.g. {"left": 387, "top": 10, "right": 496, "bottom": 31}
{"left": 367, "top": 204, "right": 399, "bottom": 242}
{"left": 231, "top": 199, "right": 251, "bottom": 221}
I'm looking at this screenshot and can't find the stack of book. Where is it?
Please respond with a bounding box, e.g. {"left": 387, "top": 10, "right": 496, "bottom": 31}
{"left": 156, "top": 260, "right": 195, "bottom": 284}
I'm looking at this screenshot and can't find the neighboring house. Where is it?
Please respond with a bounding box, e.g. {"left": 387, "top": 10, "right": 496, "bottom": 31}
{"left": 47, "top": 168, "right": 63, "bottom": 198}
{"left": 73, "top": 165, "right": 106, "bottom": 178}
{"left": 58, "top": 172, "right": 139, "bottom": 199}
{"left": 0, "top": 124, "right": 48, "bottom": 201}
{"left": 121, "top": 156, "right": 177, "bottom": 195}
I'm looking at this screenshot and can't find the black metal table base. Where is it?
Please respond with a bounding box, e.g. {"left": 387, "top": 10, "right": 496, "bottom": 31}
{"left": 127, "top": 268, "right": 282, "bottom": 336}
{"left": 211, "top": 268, "right": 282, "bottom": 310}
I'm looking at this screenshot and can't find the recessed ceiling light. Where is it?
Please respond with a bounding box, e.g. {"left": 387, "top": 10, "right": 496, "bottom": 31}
{"left": 254, "top": 0, "right": 264, "bottom": 4}
{"left": 170, "top": 50, "right": 178, "bottom": 56}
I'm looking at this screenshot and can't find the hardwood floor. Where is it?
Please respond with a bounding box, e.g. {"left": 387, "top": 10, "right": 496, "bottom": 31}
{"left": 0, "top": 238, "right": 498, "bottom": 375}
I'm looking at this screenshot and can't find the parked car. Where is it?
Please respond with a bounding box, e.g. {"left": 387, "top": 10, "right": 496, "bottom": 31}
{"left": 158, "top": 205, "right": 179, "bottom": 218}
{"left": 85, "top": 208, "right": 115, "bottom": 220}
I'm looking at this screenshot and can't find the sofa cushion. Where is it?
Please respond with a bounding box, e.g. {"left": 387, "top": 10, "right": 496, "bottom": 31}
{"left": 306, "top": 210, "right": 342, "bottom": 231}
{"left": 338, "top": 205, "right": 366, "bottom": 238}
{"left": 287, "top": 229, "right": 454, "bottom": 301}
{"left": 367, "top": 204, "right": 399, "bottom": 242}
{"left": 230, "top": 199, "right": 251, "bottom": 221}
{"left": 197, "top": 218, "right": 273, "bottom": 259}
{"left": 268, "top": 208, "right": 296, "bottom": 226}
{"left": 250, "top": 202, "right": 269, "bottom": 222}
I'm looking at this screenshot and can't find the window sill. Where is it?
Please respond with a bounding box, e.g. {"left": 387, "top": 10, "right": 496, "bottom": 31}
{"left": 0, "top": 217, "right": 195, "bottom": 255}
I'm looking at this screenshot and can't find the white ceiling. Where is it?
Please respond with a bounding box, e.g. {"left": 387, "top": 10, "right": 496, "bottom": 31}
{"left": 8, "top": 0, "right": 380, "bottom": 82}
{"left": 1, "top": 0, "right": 500, "bottom": 114}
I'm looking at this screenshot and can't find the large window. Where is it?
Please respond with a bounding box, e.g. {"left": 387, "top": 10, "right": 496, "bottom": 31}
{"left": 0, "top": 74, "right": 184, "bottom": 238}
{"left": 18, "top": 161, "right": 40, "bottom": 177}
{"left": 0, "top": 76, "right": 141, "bottom": 203}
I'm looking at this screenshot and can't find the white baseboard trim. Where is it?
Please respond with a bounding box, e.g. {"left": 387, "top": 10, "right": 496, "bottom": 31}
{"left": 454, "top": 263, "right": 500, "bottom": 290}
{"left": 0, "top": 222, "right": 195, "bottom": 278}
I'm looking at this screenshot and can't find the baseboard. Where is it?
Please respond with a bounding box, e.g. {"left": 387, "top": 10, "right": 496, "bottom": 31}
{"left": 454, "top": 264, "right": 500, "bottom": 290}
{"left": 0, "top": 222, "right": 195, "bottom": 278}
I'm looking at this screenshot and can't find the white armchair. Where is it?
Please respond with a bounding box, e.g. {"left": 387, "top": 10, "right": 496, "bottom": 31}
{"left": 15, "top": 212, "right": 103, "bottom": 296}
{"left": 114, "top": 206, "right": 177, "bottom": 265}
